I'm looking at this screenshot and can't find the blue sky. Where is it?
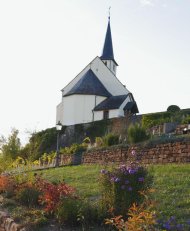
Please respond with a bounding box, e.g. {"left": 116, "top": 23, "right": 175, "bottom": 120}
{"left": 0, "top": 0, "right": 189, "bottom": 144}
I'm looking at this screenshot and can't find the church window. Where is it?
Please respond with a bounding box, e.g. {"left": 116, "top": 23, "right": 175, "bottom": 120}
{"left": 103, "top": 110, "right": 109, "bottom": 120}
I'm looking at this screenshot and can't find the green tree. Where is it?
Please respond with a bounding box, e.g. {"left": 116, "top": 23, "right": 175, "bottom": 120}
{"left": 167, "top": 105, "right": 180, "bottom": 113}
{"left": 1, "top": 129, "right": 21, "bottom": 160}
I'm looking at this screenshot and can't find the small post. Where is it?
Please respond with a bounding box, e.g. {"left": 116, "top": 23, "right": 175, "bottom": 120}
{"left": 55, "top": 121, "right": 62, "bottom": 167}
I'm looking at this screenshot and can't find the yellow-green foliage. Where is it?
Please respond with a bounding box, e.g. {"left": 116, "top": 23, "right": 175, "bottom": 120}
{"left": 95, "top": 137, "right": 104, "bottom": 147}
{"left": 60, "top": 143, "right": 86, "bottom": 155}
{"left": 142, "top": 112, "right": 171, "bottom": 128}
{"left": 182, "top": 115, "right": 190, "bottom": 124}
{"left": 127, "top": 124, "right": 149, "bottom": 144}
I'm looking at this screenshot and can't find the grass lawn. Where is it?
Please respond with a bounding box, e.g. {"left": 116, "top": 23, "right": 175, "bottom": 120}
{"left": 39, "top": 163, "right": 190, "bottom": 223}
{"left": 150, "top": 164, "right": 190, "bottom": 222}
{"left": 40, "top": 165, "right": 103, "bottom": 198}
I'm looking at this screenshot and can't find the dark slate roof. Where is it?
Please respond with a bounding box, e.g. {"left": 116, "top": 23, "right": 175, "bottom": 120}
{"left": 124, "top": 101, "right": 139, "bottom": 114}
{"left": 94, "top": 95, "right": 128, "bottom": 111}
{"left": 64, "top": 69, "right": 111, "bottom": 97}
{"left": 100, "top": 20, "right": 118, "bottom": 65}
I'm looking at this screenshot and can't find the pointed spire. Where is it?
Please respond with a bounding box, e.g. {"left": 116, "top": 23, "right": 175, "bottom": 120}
{"left": 100, "top": 10, "right": 118, "bottom": 65}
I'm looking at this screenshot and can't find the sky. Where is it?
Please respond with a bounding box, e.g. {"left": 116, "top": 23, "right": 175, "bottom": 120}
{"left": 0, "top": 0, "right": 189, "bottom": 144}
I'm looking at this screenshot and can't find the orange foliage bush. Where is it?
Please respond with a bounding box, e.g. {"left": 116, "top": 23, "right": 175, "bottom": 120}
{"left": 105, "top": 190, "right": 156, "bottom": 231}
{"left": 0, "top": 175, "right": 15, "bottom": 194}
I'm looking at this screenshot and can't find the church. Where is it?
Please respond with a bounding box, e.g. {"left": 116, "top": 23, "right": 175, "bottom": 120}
{"left": 56, "top": 17, "right": 138, "bottom": 126}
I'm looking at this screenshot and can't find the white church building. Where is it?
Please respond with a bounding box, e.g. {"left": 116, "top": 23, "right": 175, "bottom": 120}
{"left": 56, "top": 17, "right": 138, "bottom": 126}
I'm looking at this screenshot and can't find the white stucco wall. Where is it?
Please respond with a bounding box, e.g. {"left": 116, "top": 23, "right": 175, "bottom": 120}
{"left": 94, "top": 111, "right": 103, "bottom": 121}
{"left": 94, "top": 109, "right": 122, "bottom": 121}
{"left": 102, "top": 60, "right": 117, "bottom": 75}
{"left": 61, "top": 95, "right": 106, "bottom": 126}
{"left": 108, "top": 109, "right": 118, "bottom": 118}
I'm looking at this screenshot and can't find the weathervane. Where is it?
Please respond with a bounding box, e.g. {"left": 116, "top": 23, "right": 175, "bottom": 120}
{"left": 108, "top": 6, "right": 111, "bottom": 21}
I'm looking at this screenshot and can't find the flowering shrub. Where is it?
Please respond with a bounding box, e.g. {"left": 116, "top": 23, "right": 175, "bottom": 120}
{"left": 100, "top": 150, "right": 152, "bottom": 217}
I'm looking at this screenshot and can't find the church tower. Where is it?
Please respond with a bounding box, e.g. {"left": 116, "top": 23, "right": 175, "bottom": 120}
{"left": 100, "top": 16, "right": 118, "bottom": 75}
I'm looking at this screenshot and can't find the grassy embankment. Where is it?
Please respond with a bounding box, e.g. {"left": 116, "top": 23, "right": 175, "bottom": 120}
{"left": 40, "top": 164, "right": 190, "bottom": 223}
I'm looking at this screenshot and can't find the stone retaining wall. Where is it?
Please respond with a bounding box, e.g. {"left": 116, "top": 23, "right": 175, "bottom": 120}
{"left": 0, "top": 211, "right": 25, "bottom": 231}
{"left": 82, "top": 141, "right": 190, "bottom": 165}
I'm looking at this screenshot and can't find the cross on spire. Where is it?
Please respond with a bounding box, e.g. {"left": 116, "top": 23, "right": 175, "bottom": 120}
{"left": 108, "top": 6, "right": 111, "bottom": 21}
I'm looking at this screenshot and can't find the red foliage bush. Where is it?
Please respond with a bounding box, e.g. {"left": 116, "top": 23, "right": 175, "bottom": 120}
{"left": 35, "top": 177, "right": 75, "bottom": 214}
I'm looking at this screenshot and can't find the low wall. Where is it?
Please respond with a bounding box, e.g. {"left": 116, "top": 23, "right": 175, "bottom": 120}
{"left": 0, "top": 211, "right": 25, "bottom": 231}
{"left": 82, "top": 141, "right": 190, "bottom": 165}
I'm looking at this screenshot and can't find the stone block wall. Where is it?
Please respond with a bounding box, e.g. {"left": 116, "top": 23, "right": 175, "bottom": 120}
{"left": 0, "top": 211, "right": 25, "bottom": 231}
{"left": 59, "top": 154, "right": 72, "bottom": 166}
{"left": 82, "top": 141, "right": 190, "bottom": 165}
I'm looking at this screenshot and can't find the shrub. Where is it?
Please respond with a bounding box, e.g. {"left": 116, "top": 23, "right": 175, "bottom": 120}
{"left": 167, "top": 105, "right": 180, "bottom": 113}
{"left": 16, "top": 183, "right": 41, "bottom": 207}
{"left": 99, "top": 150, "right": 152, "bottom": 217}
{"left": 127, "top": 124, "right": 149, "bottom": 144}
{"left": 105, "top": 189, "right": 156, "bottom": 231}
{"left": 95, "top": 137, "right": 104, "bottom": 147}
{"left": 104, "top": 133, "right": 119, "bottom": 146}
{"left": 56, "top": 198, "right": 81, "bottom": 225}
{"left": 56, "top": 198, "right": 104, "bottom": 228}
{"left": 60, "top": 143, "right": 86, "bottom": 155}
{"left": 182, "top": 115, "right": 190, "bottom": 124}
{"left": 0, "top": 175, "right": 15, "bottom": 197}
{"left": 83, "top": 137, "right": 91, "bottom": 144}
{"left": 36, "top": 176, "right": 75, "bottom": 214}
{"left": 142, "top": 112, "right": 171, "bottom": 128}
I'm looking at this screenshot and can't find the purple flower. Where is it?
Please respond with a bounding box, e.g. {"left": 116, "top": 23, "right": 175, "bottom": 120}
{"left": 121, "top": 185, "right": 125, "bottom": 190}
{"left": 138, "top": 177, "right": 144, "bottom": 182}
{"left": 114, "top": 177, "right": 120, "bottom": 183}
{"left": 125, "top": 180, "right": 129, "bottom": 184}
{"left": 169, "top": 216, "right": 175, "bottom": 221}
{"left": 100, "top": 169, "right": 108, "bottom": 174}
{"left": 163, "top": 222, "right": 171, "bottom": 230}
{"left": 128, "top": 168, "right": 136, "bottom": 174}
{"left": 128, "top": 186, "right": 132, "bottom": 191}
